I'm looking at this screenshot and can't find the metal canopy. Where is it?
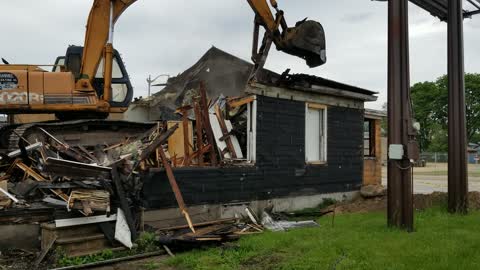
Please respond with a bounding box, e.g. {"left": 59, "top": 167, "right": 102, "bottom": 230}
{"left": 376, "top": 0, "right": 480, "bottom": 20}
{"left": 410, "top": 0, "right": 480, "bottom": 20}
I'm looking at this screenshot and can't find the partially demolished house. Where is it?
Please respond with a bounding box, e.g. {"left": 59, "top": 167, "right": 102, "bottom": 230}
{"left": 0, "top": 47, "right": 379, "bottom": 256}
{"left": 134, "top": 47, "right": 379, "bottom": 225}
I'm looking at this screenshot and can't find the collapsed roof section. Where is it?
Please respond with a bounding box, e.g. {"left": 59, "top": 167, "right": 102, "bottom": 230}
{"left": 145, "top": 46, "right": 377, "bottom": 120}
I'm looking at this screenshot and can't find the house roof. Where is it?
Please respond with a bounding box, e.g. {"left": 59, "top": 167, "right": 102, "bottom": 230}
{"left": 365, "top": 109, "right": 387, "bottom": 119}
{"left": 146, "top": 46, "right": 377, "bottom": 120}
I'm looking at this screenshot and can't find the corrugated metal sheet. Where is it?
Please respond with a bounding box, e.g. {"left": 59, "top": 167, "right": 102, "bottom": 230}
{"left": 409, "top": 0, "right": 479, "bottom": 20}
{"left": 376, "top": 0, "right": 480, "bottom": 20}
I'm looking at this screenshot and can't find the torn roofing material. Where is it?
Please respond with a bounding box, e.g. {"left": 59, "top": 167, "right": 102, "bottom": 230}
{"left": 145, "top": 46, "right": 377, "bottom": 120}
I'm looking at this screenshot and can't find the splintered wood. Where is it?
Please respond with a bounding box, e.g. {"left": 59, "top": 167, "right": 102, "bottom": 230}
{"left": 67, "top": 190, "right": 110, "bottom": 215}
{"left": 169, "top": 83, "right": 220, "bottom": 167}
{"left": 155, "top": 217, "right": 264, "bottom": 244}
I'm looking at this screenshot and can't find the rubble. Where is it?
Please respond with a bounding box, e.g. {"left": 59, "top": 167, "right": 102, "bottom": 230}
{"left": 261, "top": 211, "right": 319, "bottom": 232}
{"left": 156, "top": 216, "right": 264, "bottom": 245}
{"left": 360, "top": 184, "right": 387, "bottom": 198}
{"left": 0, "top": 81, "right": 263, "bottom": 260}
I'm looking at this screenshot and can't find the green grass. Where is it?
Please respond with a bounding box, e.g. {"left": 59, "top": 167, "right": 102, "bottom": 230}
{"left": 166, "top": 208, "right": 480, "bottom": 270}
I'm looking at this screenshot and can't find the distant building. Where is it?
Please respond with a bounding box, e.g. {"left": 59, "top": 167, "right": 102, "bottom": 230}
{"left": 468, "top": 143, "right": 480, "bottom": 164}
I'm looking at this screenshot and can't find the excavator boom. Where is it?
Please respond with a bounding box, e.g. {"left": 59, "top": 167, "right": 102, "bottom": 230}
{"left": 0, "top": 0, "right": 322, "bottom": 118}
{"left": 78, "top": 0, "right": 137, "bottom": 91}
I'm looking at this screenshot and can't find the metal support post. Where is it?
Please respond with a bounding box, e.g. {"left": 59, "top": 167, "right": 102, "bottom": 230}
{"left": 387, "top": 0, "right": 414, "bottom": 231}
{"left": 448, "top": 0, "right": 468, "bottom": 213}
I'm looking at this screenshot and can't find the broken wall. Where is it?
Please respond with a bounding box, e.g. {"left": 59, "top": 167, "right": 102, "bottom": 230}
{"left": 143, "top": 96, "right": 364, "bottom": 209}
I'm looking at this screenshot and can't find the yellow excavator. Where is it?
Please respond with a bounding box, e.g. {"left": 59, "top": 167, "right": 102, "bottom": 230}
{"left": 0, "top": 0, "right": 326, "bottom": 150}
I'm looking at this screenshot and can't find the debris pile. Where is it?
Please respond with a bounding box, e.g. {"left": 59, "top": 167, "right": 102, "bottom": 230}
{"left": 0, "top": 82, "right": 259, "bottom": 257}
{"left": 156, "top": 216, "right": 264, "bottom": 245}
{"left": 0, "top": 121, "right": 181, "bottom": 220}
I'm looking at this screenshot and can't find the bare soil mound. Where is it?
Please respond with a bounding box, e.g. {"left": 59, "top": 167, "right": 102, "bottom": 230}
{"left": 327, "top": 191, "right": 480, "bottom": 214}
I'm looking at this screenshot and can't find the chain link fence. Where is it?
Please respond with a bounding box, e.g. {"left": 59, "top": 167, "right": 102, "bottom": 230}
{"left": 420, "top": 152, "right": 448, "bottom": 163}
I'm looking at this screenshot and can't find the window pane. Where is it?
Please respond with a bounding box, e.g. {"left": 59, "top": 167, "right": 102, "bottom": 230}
{"left": 112, "top": 84, "right": 128, "bottom": 102}
{"left": 112, "top": 59, "right": 123, "bottom": 79}
{"left": 54, "top": 58, "right": 65, "bottom": 72}
{"left": 319, "top": 109, "right": 325, "bottom": 161}
{"left": 364, "top": 120, "right": 375, "bottom": 157}
{"left": 306, "top": 105, "right": 326, "bottom": 162}
{"left": 306, "top": 108, "right": 320, "bottom": 162}
{"left": 95, "top": 58, "right": 124, "bottom": 79}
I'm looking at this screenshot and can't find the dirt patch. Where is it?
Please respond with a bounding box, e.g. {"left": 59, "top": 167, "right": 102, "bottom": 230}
{"left": 326, "top": 191, "right": 480, "bottom": 214}
{"left": 0, "top": 249, "right": 44, "bottom": 270}
{"left": 240, "top": 253, "right": 286, "bottom": 270}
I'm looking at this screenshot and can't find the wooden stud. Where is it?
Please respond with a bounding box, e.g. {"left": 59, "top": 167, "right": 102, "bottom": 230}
{"left": 194, "top": 101, "right": 205, "bottom": 166}
{"left": 228, "top": 95, "right": 255, "bottom": 108}
{"left": 199, "top": 82, "right": 218, "bottom": 166}
{"left": 158, "top": 149, "right": 195, "bottom": 233}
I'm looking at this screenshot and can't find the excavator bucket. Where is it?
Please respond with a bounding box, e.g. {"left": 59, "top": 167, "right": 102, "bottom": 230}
{"left": 281, "top": 20, "right": 326, "bottom": 68}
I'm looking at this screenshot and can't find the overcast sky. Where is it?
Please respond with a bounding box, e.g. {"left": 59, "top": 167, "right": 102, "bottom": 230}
{"left": 2, "top": 1, "right": 480, "bottom": 109}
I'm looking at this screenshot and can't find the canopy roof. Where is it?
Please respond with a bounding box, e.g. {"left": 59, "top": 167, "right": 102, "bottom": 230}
{"left": 411, "top": 0, "right": 480, "bottom": 20}
{"left": 376, "top": 0, "right": 480, "bottom": 20}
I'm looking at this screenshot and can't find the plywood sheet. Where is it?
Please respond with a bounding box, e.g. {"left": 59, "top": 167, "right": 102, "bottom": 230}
{"left": 167, "top": 121, "right": 193, "bottom": 159}
{"left": 0, "top": 181, "right": 7, "bottom": 199}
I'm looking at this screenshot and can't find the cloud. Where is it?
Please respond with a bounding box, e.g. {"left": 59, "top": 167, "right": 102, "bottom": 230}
{"left": 1, "top": 0, "right": 480, "bottom": 110}
{"left": 341, "top": 12, "right": 375, "bottom": 23}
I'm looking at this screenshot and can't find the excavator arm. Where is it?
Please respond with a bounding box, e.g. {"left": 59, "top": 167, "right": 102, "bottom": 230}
{"left": 247, "top": 0, "right": 326, "bottom": 79}
{"left": 76, "top": 0, "right": 137, "bottom": 92}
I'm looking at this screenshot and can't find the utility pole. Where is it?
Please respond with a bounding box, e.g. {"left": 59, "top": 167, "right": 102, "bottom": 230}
{"left": 147, "top": 75, "right": 152, "bottom": 98}
{"left": 448, "top": 0, "right": 468, "bottom": 214}
{"left": 147, "top": 74, "right": 170, "bottom": 97}
{"left": 387, "top": 0, "right": 415, "bottom": 231}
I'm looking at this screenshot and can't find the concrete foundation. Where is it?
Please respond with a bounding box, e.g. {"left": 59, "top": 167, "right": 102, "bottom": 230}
{"left": 145, "top": 191, "right": 359, "bottom": 228}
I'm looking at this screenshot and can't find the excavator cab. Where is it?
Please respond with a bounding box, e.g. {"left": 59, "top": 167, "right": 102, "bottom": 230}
{"left": 54, "top": 46, "right": 134, "bottom": 109}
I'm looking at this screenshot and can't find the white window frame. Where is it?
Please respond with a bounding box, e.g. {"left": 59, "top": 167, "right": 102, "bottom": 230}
{"left": 246, "top": 98, "right": 257, "bottom": 162}
{"left": 305, "top": 103, "right": 328, "bottom": 164}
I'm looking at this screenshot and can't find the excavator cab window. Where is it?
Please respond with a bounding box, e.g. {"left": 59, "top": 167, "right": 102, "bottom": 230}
{"left": 95, "top": 57, "right": 124, "bottom": 79}
{"left": 52, "top": 57, "right": 65, "bottom": 72}
{"left": 94, "top": 56, "right": 130, "bottom": 103}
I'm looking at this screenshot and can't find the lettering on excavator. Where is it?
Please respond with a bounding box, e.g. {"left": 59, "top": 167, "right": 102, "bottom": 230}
{"left": 0, "top": 92, "right": 43, "bottom": 104}
{"left": 0, "top": 72, "right": 18, "bottom": 90}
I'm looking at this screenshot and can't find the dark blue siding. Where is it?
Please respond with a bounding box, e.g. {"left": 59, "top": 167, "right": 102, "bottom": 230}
{"left": 143, "top": 96, "right": 364, "bottom": 209}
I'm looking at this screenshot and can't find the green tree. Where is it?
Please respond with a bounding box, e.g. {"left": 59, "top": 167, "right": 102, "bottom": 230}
{"left": 411, "top": 73, "right": 480, "bottom": 152}
{"left": 381, "top": 102, "right": 387, "bottom": 136}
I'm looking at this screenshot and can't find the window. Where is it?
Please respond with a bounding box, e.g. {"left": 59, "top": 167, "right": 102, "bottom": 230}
{"left": 112, "top": 84, "right": 128, "bottom": 103}
{"left": 364, "top": 119, "right": 376, "bottom": 157}
{"left": 53, "top": 57, "right": 65, "bottom": 72}
{"left": 246, "top": 99, "right": 257, "bottom": 162}
{"left": 305, "top": 103, "right": 327, "bottom": 163}
{"left": 95, "top": 58, "right": 124, "bottom": 79}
